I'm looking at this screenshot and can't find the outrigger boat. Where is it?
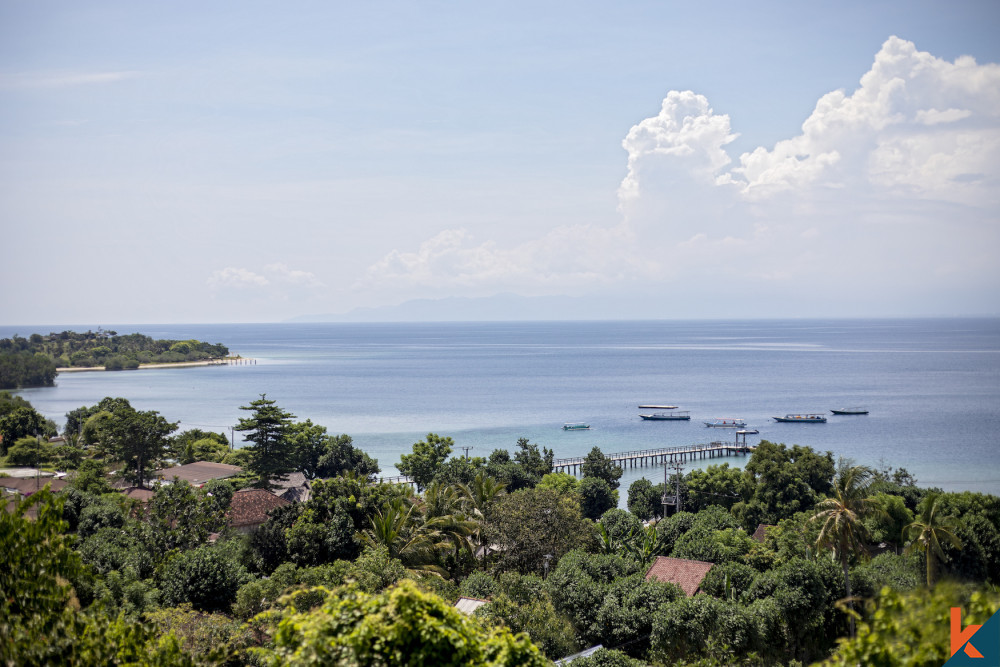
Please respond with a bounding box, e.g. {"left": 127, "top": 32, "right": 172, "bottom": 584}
{"left": 704, "top": 418, "right": 747, "bottom": 428}
{"left": 831, "top": 407, "right": 869, "bottom": 415}
{"left": 773, "top": 413, "right": 827, "bottom": 423}
{"left": 640, "top": 411, "right": 691, "bottom": 421}
{"left": 562, "top": 422, "right": 591, "bottom": 431}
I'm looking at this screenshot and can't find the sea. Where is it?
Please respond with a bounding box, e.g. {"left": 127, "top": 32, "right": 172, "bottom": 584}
{"left": 4, "top": 319, "right": 1000, "bottom": 501}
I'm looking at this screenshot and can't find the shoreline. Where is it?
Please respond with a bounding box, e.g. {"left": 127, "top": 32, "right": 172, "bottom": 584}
{"left": 57, "top": 359, "right": 251, "bottom": 373}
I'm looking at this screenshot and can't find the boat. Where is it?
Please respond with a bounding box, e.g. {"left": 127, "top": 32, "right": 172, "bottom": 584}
{"left": 640, "top": 411, "right": 691, "bottom": 421}
{"left": 562, "top": 422, "right": 591, "bottom": 431}
{"left": 773, "top": 414, "right": 827, "bottom": 423}
{"left": 704, "top": 418, "right": 747, "bottom": 428}
{"left": 831, "top": 408, "right": 869, "bottom": 415}
{"left": 638, "top": 404, "right": 678, "bottom": 410}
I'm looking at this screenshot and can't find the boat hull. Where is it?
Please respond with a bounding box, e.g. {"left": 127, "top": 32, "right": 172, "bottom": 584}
{"left": 831, "top": 409, "right": 868, "bottom": 415}
{"left": 773, "top": 416, "right": 827, "bottom": 423}
{"left": 640, "top": 414, "right": 691, "bottom": 421}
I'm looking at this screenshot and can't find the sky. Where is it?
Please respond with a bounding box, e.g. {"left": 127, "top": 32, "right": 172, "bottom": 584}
{"left": 2, "top": 1, "right": 999, "bottom": 324}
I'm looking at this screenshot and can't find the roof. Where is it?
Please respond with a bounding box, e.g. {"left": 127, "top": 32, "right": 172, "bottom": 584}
{"left": 454, "top": 597, "right": 489, "bottom": 615}
{"left": 0, "top": 477, "right": 68, "bottom": 495}
{"left": 154, "top": 461, "right": 242, "bottom": 485}
{"left": 752, "top": 524, "right": 776, "bottom": 542}
{"left": 227, "top": 488, "right": 290, "bottom": 528}
{"left": 122, "top": 487, "right": 156, "bottom": 502}
{"left": 272, "top": 472, "right": 308, "bottom": 489}
{"left": 644, "top": 556, "right": 714, "bottom": 597}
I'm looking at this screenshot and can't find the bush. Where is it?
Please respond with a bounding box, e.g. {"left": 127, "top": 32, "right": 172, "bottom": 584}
{"left": 160, "top": 546, "right": 252, "bottom": 613}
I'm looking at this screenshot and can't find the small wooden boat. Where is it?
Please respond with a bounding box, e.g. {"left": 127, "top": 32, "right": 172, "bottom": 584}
{"left": 704, "top": 418, "right": 747, "bottom": 428}
{"left": 773, "top": 414, "right": 827, "bottom": 423}
{"left": 640, "top": 411, "right": 691, "bottom": 421}
{"left": 562, "top": 422, "right": 591, "bottom": 431}
{"left": 831, "top": 408, "right": 869, "bottom": 415}
{"left": 638, "top": 404, "right": 678, "bottom": 410}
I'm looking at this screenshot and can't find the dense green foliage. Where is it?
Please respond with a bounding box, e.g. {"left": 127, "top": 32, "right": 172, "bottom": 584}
{"left": 2, "top": 393, "right": 998, "bottom": 667}
{"left": 0, "top": 329, "right": 229, "bottom": 388}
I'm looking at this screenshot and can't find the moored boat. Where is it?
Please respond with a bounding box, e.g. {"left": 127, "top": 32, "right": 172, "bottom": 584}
{"left": 704, "top": 418, "right": 747, "bottom": 428}
{"left": 562, "top": 422, "right": 591, "bottom": 431}
{"left": 831, "top": 408, "right": 869, "bottom": 415}
{"left": 773, "top": 413, "right": 827, "bottom": 423}
{"left": 638, "top": 404, "right": 679, "bottom": 410}
{"left": 640, "top": 411, "right": 691, "bottom": 421}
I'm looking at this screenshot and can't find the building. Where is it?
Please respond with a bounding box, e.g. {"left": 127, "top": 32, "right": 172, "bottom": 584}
{"left": 153, "top": 461, "right": 242, "bottom": 486}
{"left": 644, "top": 556, "right": 714, "bottom": 597}
{"left": 227, "top": 488, "right": 290, "bottom": 533}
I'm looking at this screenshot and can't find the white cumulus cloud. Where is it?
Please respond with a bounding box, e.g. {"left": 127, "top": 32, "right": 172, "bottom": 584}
{"left": 207, "top": 267, "right": 269, "bottom": 289}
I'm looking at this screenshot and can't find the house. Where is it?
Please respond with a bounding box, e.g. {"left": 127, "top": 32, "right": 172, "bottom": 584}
{"left": 644, "top": 556, "right": 714, "bottom": 597}
{"left": 272, "top": 472, "right": 311, "bottom": 503}
{"left": 1, "top": 476, "right": 68, "bottom": 497}
{"left": 153, "top": 461, "right": 242, "bottom": 486}
{"left": 751, "top": 524, "right": 776, "bottom": 543}
{"left": 454, "top": 597, "right": 490, "bottom": 615}
{"left": 227, "top": 488, "right": 290, "bottom": 533}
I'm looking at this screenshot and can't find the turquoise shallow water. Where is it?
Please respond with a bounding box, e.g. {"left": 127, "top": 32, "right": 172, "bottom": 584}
{"left": 5, "top": 319, "right": 1000, "bottom": 498}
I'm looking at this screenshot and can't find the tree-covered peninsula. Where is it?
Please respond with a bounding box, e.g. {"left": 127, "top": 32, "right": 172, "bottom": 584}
{"left": 0, "top": 330, "right": 230, "bottom": 389}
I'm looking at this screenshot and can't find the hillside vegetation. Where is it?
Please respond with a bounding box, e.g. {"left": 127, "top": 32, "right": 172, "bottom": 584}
{"left": 0, "top": 330, "right": 229, "bottom": 389}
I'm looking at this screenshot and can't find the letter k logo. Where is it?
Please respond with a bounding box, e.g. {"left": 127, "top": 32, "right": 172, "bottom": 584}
{"left": 953, "top": 607, "right": 985, "bottom": 659}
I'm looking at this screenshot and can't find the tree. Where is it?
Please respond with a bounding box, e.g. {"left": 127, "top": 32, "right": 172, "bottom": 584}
{"left": 579, "top": 476, "right": 616, "bottom": 520}
{"left": 484, "top": 487, "right": 595, "bottom": 576}
{"left": 581, "top": 446, "right": 623, "bottom": 489}
{"left": 235, "top": 394, "right": 297, "bottom": 490}
{"left": 256, "top": 579, "right": 548, "bottom": 666}
{"left": 735, "top": 441, "right": 835, "bottom": 529}
{"left": 146, "top": 480, "right": 227, "bottom": 551}
{"left": 0, "top": 405, "right": 47, "bottom": 456}
{"left": 903, "top": 491, "right": 963, "bottom": 588}
{"left": 97, "top": 400, "right": 177, "bottom": 488}
{"left": 810, "top": 462, "right": 883, "bottom": 637}
{"left": 398, "top": 433, "right": 454, "bottom": 491}
{"left": 818, "top": 583, "right": 1000, "bottom": 667}
{"left": 159, "top": 545, "right": 252, "bottom": 613}
{"left": 290, "top": 420, "right": 379, "bottom": 481}
{"left": 627, "top": 477, "right": 662, "bottom": 521}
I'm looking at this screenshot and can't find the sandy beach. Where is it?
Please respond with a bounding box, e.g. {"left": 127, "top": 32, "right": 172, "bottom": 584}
{"left": 56, "top": 359, "right": 247, "bottom": 373}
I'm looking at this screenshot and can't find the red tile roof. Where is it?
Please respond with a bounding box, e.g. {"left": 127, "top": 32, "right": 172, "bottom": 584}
{"left": 227, "top": 488, "right": 290, "bottom": 528}
{"left": 644, "top": 556, "right": 714, "bottom": 597}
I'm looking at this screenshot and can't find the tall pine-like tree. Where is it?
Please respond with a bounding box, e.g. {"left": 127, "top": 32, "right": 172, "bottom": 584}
{"left": 236, "top": 394, "right": 296, "bottom": 490}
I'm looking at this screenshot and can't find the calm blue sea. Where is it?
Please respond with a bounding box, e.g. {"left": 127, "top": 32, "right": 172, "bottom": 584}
{"left": 4, "top": 319, "right": 999, "bottom": 499}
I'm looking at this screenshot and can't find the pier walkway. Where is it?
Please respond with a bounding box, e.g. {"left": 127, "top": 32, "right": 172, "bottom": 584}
{"left": 552, "top": 442, "right": 755, "bottom": 476}
{"left": 379, "top": 441, "right": 755, "bottom": 486}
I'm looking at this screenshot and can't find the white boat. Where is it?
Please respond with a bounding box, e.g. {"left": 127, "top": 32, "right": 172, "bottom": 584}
{"left": 638, "top": 404, "right": 678, "bottom": 410}
{"left": 640, "top": 411, "right": 691, "bottom": 421}
{"left": 704, "top": 418, "right": 746, "bottom": 428}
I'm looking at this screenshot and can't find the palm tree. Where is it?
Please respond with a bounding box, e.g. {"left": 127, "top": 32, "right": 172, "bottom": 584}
{"left": 904, "top": 491, "right": 963, "bottom": 588}
{"left": 360, "top": 499, "right": 447, "bottom": 577}
{"left": 810, "top": 462, "right": 883, "bottom": 637}
{"left": 458, "top": 473, "right": 507, "bottom": 563}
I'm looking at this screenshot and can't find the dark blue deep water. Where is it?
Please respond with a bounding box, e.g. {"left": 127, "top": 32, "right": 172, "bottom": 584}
{"left": 5, "top": 319, "right": 1000, "bottom": 497}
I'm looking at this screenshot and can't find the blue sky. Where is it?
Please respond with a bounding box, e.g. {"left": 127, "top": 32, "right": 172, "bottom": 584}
{"left": 2, "top": 1, "right": 999, "bottom": 323}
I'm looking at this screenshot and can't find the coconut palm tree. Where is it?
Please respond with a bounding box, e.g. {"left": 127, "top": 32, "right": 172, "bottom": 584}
{"left": 904, "top": 491, "right": 963, "bottom": 588}
{"left": 360, "top": 499, "right": 447, "bottom": 577}
{"left": 458, "top": 473, "right": 507, "bottom": 563}
{"left": 810, "top": 461, "right": 884, "bottom": 637}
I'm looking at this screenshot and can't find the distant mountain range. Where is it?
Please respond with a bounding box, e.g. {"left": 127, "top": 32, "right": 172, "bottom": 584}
{"left": 286, "top": 293, "right": 646, "bottom": 323}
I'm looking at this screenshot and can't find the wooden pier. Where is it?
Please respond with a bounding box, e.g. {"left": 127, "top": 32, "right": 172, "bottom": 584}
{"left": 552, "top": 441, "right": 755, "bottom": 476}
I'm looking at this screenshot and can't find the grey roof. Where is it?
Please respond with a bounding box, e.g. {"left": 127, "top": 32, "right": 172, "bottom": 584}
{"left": 154, "top": 461, "right": 242, "bottom": 485}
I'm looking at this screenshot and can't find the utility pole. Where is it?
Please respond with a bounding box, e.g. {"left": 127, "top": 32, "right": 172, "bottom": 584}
{"left": 661, "top": 459, "right": 685, "bottom": 517}
{"left": 459, "top": 445, "right": 473, "bottom": 460}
